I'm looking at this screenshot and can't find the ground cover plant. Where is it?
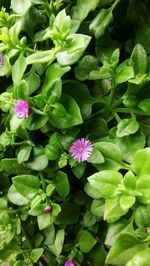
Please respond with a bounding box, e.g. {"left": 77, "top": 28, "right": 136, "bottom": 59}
{"left": 1, "top": 0, "right": 150, "bottom": 265}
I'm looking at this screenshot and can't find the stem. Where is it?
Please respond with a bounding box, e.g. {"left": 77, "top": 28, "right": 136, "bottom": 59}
{"left": 40, "top": 172, "right": 46, "bottom": 192}
{"left": 110, "top": 0, "right": 122, "bottom": 11}
{"left": 21, "top": 223, "right": 33, "bottom": 250}
{"left": 108, "top": 78, "right": 116, "bottom": 107}
{"left": 113, "top": 108, "right": 148, "bottom": 115}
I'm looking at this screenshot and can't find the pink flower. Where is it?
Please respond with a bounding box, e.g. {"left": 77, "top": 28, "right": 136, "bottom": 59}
{"left": 0, "top": 53, "right": 2, "bottom": 66}
{"left": 14, "top": 100, "right": 29, "bottom": 118}
{"left": 44, "top": 205, "right": 52, "bottom": 213}
{"left": 69, "top": 138, "right": 93, "bottom": 162}
{"left": 64, "top": 259, "right": 75, "bottom": 266}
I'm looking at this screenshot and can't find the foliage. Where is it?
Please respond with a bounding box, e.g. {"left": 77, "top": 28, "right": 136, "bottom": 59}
{"left": 1, "top": 0, "right": 150, "bottom": 265}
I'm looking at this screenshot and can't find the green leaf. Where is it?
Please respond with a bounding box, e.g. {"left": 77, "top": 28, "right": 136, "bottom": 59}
{"left": 131, "top": 148, "right": 150, "bottom": 176}
{"left": 52, "top": 9, "right": 71, "bottom": 38}
{"left": 116, "top": 118, "right": 139, "bottom": 137}
{"left": 106, "top": 233, "right": 148, "bottom": 265}
{"left": 14, "top": 80, "right": 29, "bottom": 100}
{"left": 88, "top": 170, "right": 122, "bottom": 198}
{"left": 90, "top": 199, "right": 105, "bottom": 218}
{"left": 0, "top": 197, "right": 7, "bottom": 209}
{"left": 17, "top": 146, "right": 32, "bottom": 164}
{"left": 87, "top": 118, "right": 109, "bottom": 140}
{"left": 94, "top": 141, "right": 123, "bottom": 163}
{"left": 104, "top": 196, "right": 127, "bottom": 222}
{"left": 42, "top": 63, "right": 71, "bottom": 91}
{"left": 8, "top": 184, "right": 29, "bottom": 205}
{"left": 0, "top": 158, "right": 30, "bottom": 174}
{"left": 115, "top": 66, "right": 134, "bottom": 84}
{"left": 37, "top": 213, "right": 54, "bottom": 230}
{"left": 49, "top": 94, "right": 83, "bottom": 129}
{"left": 137, "top": 175, "right": 150, "bottom": 203}
{"left": 83, "top": 211, "right": 97, "bottom": 227}
{"left": 114, "top": 132, "right": 145, "bottom": 163}
{"left": 84, "top": 182, "right": 102, "bottom": 199}
{"left": 105, "top": 220, "right": 133, "bottom": 246}
{"left": 74, "top": 55, "right": 99, "bottom": 81}
{"left": 10, "top": 115, "right": 25, "bottom": 132}
{"left": 89, "top": 9, "right": 113, "bottom": 39}
{"left": 130, "top": 44, "right": 147, "bottom": 75}
{"left": 72, "top": 162, "right": 86, "bottom": 179}
{"left": 71, "top": 0, "right": 100, "bottom": 32}
{"left": 77, "top": 230, "right": 97, "bottom": 253}
{"left": 89, "top": 67, "right": 112, "bottom": 80}
{"left": 126, "top": 248, "right": 150, "bottom": 266}
{"left": 25, "top": 114, "right": 49, "bottom": 131}
{"left": 12, "top": 56, "right": 27, "bottom": 85}
{"left": 25, "top": 68, "right": 41, "bottom": 95}
{"left": 87, "top": 146, "right": 104, "bottom": 164}
{"left": 55, "top": 171, "right": 70, "bottom": 197}
{"left": 123, "top": 171, "right": 137, "bottom": 190}
{"left": 45, "top": 144, "right": 60, "bottom": 160}
{"left": 12, "top": 174, "right": 40, "bottom": 199}
{"left": 48, "top": 229, "right": 65, "bottom": 257}
{"left": 26, "top": 50, "right": 55, "bottom": 65}
{"left": 134, "top": 205, "right": 150, "bottom": 228}
{"left": 11, "top": 0, "right": 31, "bottom": 14}
{"left": 31, "top": 248, "right": 44, "bottom": 263}
{"left": 25, "top": 152, "right": 48, "bottom": 171}
{"left": 63, "top": 82, "right": 94, "bottom": 119}
{"left": 9, "top": 21, "right": 21, "bottom": 45}
{"left": 138, "top": 98, "right": 150, "bottom": 114}
{"left": 57, "top": 34, "right": 91, "bottom": 66}
{"left": 0, "top": 55, "right": 11, "bottom": 76}
{"left": 119, "top": 195, "right": 135, "bottom": 211}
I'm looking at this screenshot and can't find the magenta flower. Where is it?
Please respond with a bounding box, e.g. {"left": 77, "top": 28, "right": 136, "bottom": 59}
{"left": 64, "top": 259, "right": 75, "bottom": 266}
{"left": 0, "top": 53, "right": 2, "bottom": 66}
{"left": 44, "top": 205, "right": 52, "bottom": 213}
{"left": 14, "top": 100, "right": 29, "bottom": 118}
{"left": 69, "top": 138, "right": 93, "bottom": 162}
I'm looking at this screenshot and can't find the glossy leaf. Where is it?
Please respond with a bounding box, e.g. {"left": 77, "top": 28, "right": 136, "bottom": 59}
{"left": 12, "top": 174, "right": 40, "bottom": 199}
{"left": 106, "top": 233, "right": 148, "bottom": 265}
{"left": 57, "top": 34, "right": 91, "bottom": 66}
{"left": 131, "top": 148, "right": 150, "bottom": 175}
{"left": 55, "top": 171, "right": 70, "bottom": 197}
{"left": 11, "top": 0, "right": 31, "bottom": 14}
{"left": 88, "top": 170, "right": 122, "bottom": 198}
{"left": 77, "top": 230, "right": 97, "bottom": 253}
{"left": 130, "top": 44, "right": 147, "bottom": 75}
{"left": 116, "top": 118, "right": 139, "bottom": 137}
{"left": 134, "top": 205, "right": 150, "bottom": 228}
{"left": 12, "top": 56, "right": 27, "bottom": 85}
{"left": 8, "top": 185, "right": 29, "bottom": 205}
{"left": 126, "top": 248, "right": 150, "bottom": 266}
{"left": 104, "top": 196, "right": 128, "bottom": 223}
{"left": 115, "top": 66, "right": 134, "bottom": 84}
{"left": 89, "top": 9, "right": 113, "bottom": 39}
{"left": 27, "top": 50, "right": 55, "bottom": 65}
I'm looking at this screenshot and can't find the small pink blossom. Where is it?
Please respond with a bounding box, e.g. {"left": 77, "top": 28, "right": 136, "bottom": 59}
{"left": 64, "top": 259, "right": 75, "bottom": 266}
{"left": 14, "top": 100, "right": 29, "bottom": 118}
{"left": 44, "top": 205, "right": 52, "bottom": 213}
{"left": 69, "top": 138, "right": 93, "bottom": 162}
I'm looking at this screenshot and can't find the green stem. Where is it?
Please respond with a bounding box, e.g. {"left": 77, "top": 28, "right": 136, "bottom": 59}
{"left": 40, "top": 172, "right": 46, "bottom": 192}
{"left": 113, "top": 108, "right": 148, "bottom": 115}
{"left": 108, "top": 78, "right": 116, "bottom": 107}
{"left": 21, "top": 223, "right": 33, "bottom": 250}
{"left": 110, "top": 0, "right": 122, "bottom": 12}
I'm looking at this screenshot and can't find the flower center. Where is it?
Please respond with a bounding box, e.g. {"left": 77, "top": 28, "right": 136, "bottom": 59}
{"left": 79, "top": 147, "right": 83, "bottom": 153}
